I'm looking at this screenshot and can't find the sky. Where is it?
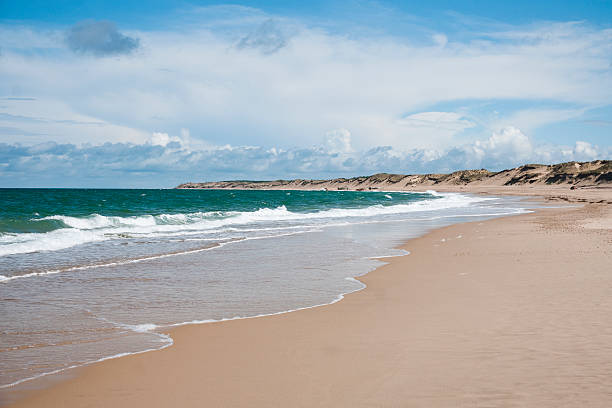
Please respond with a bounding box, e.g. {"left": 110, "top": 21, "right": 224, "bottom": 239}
{"left": 1, "top": 0, "right": 611, "bottom": 187}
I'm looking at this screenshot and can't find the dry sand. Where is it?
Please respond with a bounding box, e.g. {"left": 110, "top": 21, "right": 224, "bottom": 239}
{"left": 3, "top": 189, "right": 612, "bottom": 407}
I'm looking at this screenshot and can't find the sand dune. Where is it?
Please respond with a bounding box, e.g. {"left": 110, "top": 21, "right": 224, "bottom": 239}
{"left": 177, "top": 160, "right": 611, "bottom": 191}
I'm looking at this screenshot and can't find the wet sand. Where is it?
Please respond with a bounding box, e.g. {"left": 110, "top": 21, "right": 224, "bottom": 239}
{"left": 3, "top": 190, "right": 612, "bottom": 407}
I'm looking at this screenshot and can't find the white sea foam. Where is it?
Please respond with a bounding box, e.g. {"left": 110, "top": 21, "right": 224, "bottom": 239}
{"left": 0, "top": 228, "right": 107, "bottom": 257}
{"left": 0, "top": 240, "right": 231, "bottom": 282}
{"left": 0, "top": 193, "right": 492, "bottom": 257}
{"left": 0, "top": 229, "right": 318, "bottom": 283}
{"left": 368, "top": 250, "right": 410, "bottom": 259}
{"left": 127, "top": 323, "right": 158, "bottom": 333}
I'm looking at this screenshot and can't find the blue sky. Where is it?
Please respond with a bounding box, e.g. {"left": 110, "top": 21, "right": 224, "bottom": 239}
{"left": 1, "top": 0, "right": 611, "bottom": 187}
{"left": 3, "top": 0, "right": 612, "bottom": 27}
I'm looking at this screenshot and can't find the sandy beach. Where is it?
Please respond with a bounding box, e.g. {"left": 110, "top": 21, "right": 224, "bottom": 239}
{"left": 3, "top": 0, "right": 610, "bottom": 402}
{"left": 3, "top": 188, "right": 611, "bottom": 407}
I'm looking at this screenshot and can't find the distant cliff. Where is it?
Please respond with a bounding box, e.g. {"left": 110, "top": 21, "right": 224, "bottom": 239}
{"left": 176, "top": 160, "right": 611, "bottom": 191}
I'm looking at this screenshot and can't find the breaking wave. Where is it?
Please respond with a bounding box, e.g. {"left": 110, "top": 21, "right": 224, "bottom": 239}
{"left": 0, "top": 193, "right": 490, "bottom": 257}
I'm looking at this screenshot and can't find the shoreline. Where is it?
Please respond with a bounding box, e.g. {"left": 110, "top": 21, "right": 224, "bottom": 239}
{"left": 0, "top": 190, "right": 521, "bottom": 396}
{"left": 3, "top": 188, "right": 611, "bottom": 407}
{"left": 0, "top": 190, "right": 517, "bottom": 393}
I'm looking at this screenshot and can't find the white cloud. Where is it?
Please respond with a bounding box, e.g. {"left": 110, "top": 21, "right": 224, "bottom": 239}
{"left": 150, "top": 132, "right": 174, "bottom": 147}
{"left": 398, "top": 112, "right": 473, "bottom": 130}
{"left": 475, "top": 126, "right": 533, "bottom": 162}
{"left": 1, "top": 128, "right": 609, "bottom": 187}
{"left": 432, "top": 33, "right": 448, "bottom": 48}
{"left": 323, "top": 128, "right": 352, "bottom": 153}
{"left": 1, "top": 17, "right": 611, "bottom": 152}
{"left": 573, "top": 140, "right": 600, "bottom": 159}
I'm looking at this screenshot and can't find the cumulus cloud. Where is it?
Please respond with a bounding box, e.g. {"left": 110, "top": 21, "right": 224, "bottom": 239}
{"left": 65, "top": 20, "right": 139, "bottom": 56}
{"left": 1, "top": 128, "right": 609, "bottom": 187}
{"left": 572, "top": 140, "right": 600, "bottom": 160}
{"left": 150, "top": 132, "right": 179, "bottom": 147}
{"left": 475, "top": 126, "right": 533, "bottom": 162}
{"left": 323, "top": 129, "right": 352, "bottom": 153}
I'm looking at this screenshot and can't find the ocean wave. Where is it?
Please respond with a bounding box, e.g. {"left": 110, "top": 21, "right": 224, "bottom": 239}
{"left": 0, "top": 193, "right": 491, "bottom": 257}
{"left": 0, "top": 228, "right": 107, "bottom": 257}
{"left": 0, "top": 229, "right": 320, "bottom": 283}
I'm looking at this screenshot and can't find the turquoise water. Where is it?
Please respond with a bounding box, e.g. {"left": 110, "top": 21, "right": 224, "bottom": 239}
{"left": 0, "top": 188, "right": 436, "bottom": 235}
{"left": 0, "top": 189, "right": 441, "bottom": 258}
{"left": 0, "top": 188, "right": 529, "bottom": 390}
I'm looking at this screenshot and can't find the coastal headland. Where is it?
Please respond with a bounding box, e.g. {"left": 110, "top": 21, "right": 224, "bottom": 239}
{"left": 3, "top": 161, "right": 611, "bottom": 407}
{"left": 177, "top": 160, "right": 611, "bottom": 194}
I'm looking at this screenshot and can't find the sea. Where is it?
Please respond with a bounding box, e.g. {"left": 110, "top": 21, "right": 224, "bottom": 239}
{"left": 0, "top": 188, "right": 532, "bottom": 389}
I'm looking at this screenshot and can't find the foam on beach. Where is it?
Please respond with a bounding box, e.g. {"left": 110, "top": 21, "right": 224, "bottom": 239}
{"left": 0, "top": 192, "right": 491, "bottom": 257}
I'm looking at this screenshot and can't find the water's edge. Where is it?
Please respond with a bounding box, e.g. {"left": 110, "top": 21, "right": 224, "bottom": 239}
{"left": 1, "top": 196, "right": 540, "bottom": 399}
